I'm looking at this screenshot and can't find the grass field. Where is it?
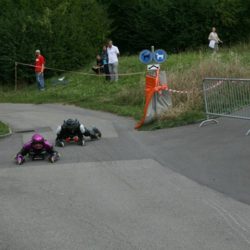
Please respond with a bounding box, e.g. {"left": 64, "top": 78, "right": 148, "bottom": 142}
{"left": 0, "top": 121, "right": 10, "bottom": 136}
{"left": 1, "top": 43, "right": 250, "bottom": 129}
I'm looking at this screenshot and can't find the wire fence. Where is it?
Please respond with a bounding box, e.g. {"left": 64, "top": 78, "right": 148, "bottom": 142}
{"left": 14, "top": 61, "right": 147, "bottom": 91}
{"left": 14, "top": 61, "right": 194, "bottom": 95}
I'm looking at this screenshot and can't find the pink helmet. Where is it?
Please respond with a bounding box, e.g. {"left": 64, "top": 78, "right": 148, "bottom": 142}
{"left": 31, "top": 134, "right": 45, "bottom": 144}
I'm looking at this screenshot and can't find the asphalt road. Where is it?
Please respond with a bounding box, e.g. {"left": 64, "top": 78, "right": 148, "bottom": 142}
{"left": 0, "top": 103, "right": 250, "bottom": 250}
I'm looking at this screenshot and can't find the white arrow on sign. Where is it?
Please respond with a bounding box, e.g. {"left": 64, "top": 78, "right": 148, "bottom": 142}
{"left": 147, "top": 64, "right": 160, "bottom": 70}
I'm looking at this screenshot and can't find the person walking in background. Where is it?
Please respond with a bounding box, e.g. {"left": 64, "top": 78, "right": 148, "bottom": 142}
{"left": 107, "top": 40, "right": 119, "bottom": 81}
{"left": 208, "top": 27, "right": 223, "bottom": 53}
{"left": 101, "top": 45, "right": 110, "bottom": 81}
{"left": 35, "top": 49, "right": 45, "bottom": 90}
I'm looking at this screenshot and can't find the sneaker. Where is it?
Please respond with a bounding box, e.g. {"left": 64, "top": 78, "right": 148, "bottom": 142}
{"left": 93, "top": 127, "right": 102, "bottom": 139}
{"left": 17, "top": 157, "right": 25, "bottom": 165}
{"left": 56, "top": 140, "right": 64, "bottom": 147}
{"left": 78, "top": 139, "right": 85, "bottom": 146}
{"left": 49, "top": 152, "right": 59, "bottom": 163}
{"left": 49, "top": 156, "right": 55, "bottom": 163}
{"left": 96, "top": 132, "right": 102, "bottom": 139}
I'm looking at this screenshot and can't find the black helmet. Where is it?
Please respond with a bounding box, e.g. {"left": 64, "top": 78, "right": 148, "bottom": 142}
{"left": 64, "top": 119, "right": 79, "bottom": 130}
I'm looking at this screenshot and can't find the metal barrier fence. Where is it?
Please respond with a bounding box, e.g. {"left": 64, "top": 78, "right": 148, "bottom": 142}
{"left": 200, "top": 77, "right": 250, "bottom": 134}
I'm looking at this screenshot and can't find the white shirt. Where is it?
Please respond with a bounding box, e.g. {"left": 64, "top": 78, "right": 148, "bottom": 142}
{"left": 208, "top": 32, "right": 220, "bottom": 43}
{"left": 107, "top": 45, "right": 119, "bottom": 64}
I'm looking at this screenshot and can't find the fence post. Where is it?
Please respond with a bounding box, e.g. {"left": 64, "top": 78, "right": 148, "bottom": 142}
{"left": 14, "top": 62, "right": 17, "bottom": 91}
{"left": 199, "top": 78, "right": 219, "bottom": 127}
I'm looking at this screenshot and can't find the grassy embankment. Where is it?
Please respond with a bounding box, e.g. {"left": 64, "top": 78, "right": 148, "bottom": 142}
{"left": 0, "top": 44, "right": 250, "bottom": 130}
{"left": 0, "top": 121, "right": 9, "bottom": 136}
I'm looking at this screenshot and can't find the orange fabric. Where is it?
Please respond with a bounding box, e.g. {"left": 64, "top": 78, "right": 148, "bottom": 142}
{"left": 136, "top": 70, "right": 168, "bottom": 129}
{"left": 154, "top": 84, "right": 168, "bottom": 94}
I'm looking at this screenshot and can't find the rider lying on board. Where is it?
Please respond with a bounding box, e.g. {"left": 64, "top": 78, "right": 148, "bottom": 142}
{"left": 55, "top": 119, "right": 101, "bottom": 147}
{"left": 15, "top": 134, "right": 59, "bottom": 165}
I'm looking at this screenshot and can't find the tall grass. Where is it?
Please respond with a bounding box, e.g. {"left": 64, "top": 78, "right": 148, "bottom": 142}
{"left": 1, "top": 44, "right": 250, "bottom": 129}
{"left": 158, "top": 46, "right": 250, "bottom": 126}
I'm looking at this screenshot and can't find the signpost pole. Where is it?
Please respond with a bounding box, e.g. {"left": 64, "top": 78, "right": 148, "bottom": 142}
{"left": 150, "top": 46, "right": 157, "bottom": 113}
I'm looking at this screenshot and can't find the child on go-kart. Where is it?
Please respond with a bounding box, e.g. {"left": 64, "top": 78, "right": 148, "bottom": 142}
{"left": 55, "top": 119, "right": 101, "bottom": 147}
{"left": 15, "top": 134, "right": 59, "bottom": 165}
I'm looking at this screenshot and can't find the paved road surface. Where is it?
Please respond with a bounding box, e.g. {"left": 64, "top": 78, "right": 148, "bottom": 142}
{"left": 0, "top": 104, "right": 250, "bottom": 250}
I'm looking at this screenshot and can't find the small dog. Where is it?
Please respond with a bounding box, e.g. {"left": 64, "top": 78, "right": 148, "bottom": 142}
{"left": 156, "top": 53, "right": 164, "bottom": 60}
{"left": 143, "top": 53, "right": 151, "bottom": 61}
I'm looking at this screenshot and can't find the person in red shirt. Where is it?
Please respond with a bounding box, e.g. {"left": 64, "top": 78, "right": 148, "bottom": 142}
{"left": 35, "top": 49, "right": 45, "bottom": 90}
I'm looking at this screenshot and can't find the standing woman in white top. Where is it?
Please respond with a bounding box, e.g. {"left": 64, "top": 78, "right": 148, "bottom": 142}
{"left": 107, "top": 40, "right": 120, "bottom": 81}
{"left": 208, "top": 27, "right": 223, "bottom": 52}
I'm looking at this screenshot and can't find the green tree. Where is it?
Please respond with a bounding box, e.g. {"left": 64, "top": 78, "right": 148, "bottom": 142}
{"left": 0, "top": 0, "right": 110, "bottom": 84}
{"left": 101, "top": 0, "right": 250, "bottom": 53}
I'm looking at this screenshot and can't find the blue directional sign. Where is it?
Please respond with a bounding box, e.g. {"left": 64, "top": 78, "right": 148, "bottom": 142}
{"left": 153, "top": 49, "right": 167, "bottom": 63}
{"left": 139, "top": 50, "right": 153, "bottom": 64}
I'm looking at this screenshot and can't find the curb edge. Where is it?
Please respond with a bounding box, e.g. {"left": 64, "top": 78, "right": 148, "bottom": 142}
{"left": 0, "top": 127, "right": 12, "bottom": 138}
